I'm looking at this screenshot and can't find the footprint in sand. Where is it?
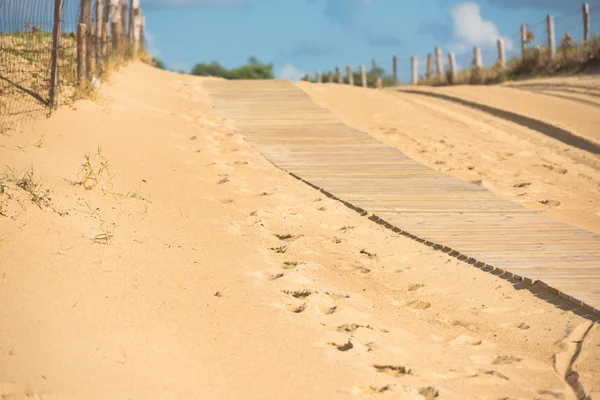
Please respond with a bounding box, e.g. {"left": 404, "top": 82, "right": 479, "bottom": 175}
{"left": 517, "top": 322, "right": 530, "bottom": 330}
{"left": 354, "top": 266, "right": 371, "bottom": 274}
{"left": 281, "top": 289, "right": 312, "bottom": 299}
{"left": 282, "top": 261, "right": 303, "bottom": 270}
{"left": 217, "top": 176, "right": 229, "bottom": 185}
{"left": 360, "top": 249, "right": 377, "bottom": 259}
{"left": 336, "top": 323, "right": 374, "bottom": 333}
{"left": 480, "top": 369, "right": 509, "bottom": 381}
{"left": 492, "top": 355, "right": 522, "bottom": 365}
{"left": 418, "top": 387, "right": 440, "bottom": 399}
{"left": 262, "top": 272, "right": 285, "bottom": 281}
{"left": 449, "top": 335, "right": 483, "bottom": 346}
{"left": 274, "top": 234, "right": 303, "bottom": 242}
{"left": 407, "top": 284, "right": 424, "bottom": 292}
{"left": 321, "top": 305, "right": 338, "bottom": 315}
{"left": 539, "top": 199, "right": 561, "bottom": 207}
{"left": 326, "top": 292, "right": 351, "bottom": 301}
{"left": 513, "top": 182, "right": 531, "bottom": 188}
{"left": 407, "top": 300, "right": 431, "bottom": 310}
{"left": 269, "top": 245, "right": 288, "bottom": 254}
{"left": 286, "top": 303, "right": 307, "bottom": 313}
{"left": 328, "top": 339, "right": 354, "bottom": 352}
{"left": 372, "top": 365, "right": 411, "bottom": 377}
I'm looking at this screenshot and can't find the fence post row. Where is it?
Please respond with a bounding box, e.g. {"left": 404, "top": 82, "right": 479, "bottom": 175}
{"left": 521, "top": 24, "right": 527, "bottom": 57}
{"left": 411, "top": 56, "right": 417, "bottom": 84}
{"left": 583, "top": 3, "right": 590, "bottom": 42}
{"left": 336, "top": 67, "right": 343, "bottom": 84}
{"left": 359, "top": 65, "right": 366, "bottom": 88}
{"left": 49, "top": 0, "right": 64, "bottom": 110}
{"left": 473, "top": 46, "right": 482, "bottom": 68}
{"left": 426, "top": 54, "right": 433, "bottom": 79}
{"left": 497, "top": 39, "right": 506, "bottom": 68}
{"left": 448, "top": 53, "right": 457, "bottom": 83}
{"left": 434, "top": 46, "right": 443, "bottom": 77}
{"left": 346, "top": 65, "right": 354, "bottom": 85}
{"left": 547, "top": 14, "right": 556, "bottom": 60}
{"left": 77, "top": 23, "right": 88, "bottom": 86}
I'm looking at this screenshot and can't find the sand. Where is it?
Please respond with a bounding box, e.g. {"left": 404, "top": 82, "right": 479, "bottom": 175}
{"left": 299, "top": 78, "right": 600, "bottom": 234}
{"left": 1, "top": 63, "right": 599, "bottom": 399}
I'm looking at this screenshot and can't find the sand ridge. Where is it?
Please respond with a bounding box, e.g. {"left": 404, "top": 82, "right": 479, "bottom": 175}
{"left": 0, "top": 63, "right": 598, "bottom": 399}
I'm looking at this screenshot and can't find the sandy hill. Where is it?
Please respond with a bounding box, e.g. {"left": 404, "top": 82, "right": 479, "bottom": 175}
{"left": 0, "top": 63, "right": 598, "bottom": 399}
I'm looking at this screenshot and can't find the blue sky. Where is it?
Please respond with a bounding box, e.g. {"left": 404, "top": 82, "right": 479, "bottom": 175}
{"left": 143, "top": 0, "right": 600, "bottom": 82}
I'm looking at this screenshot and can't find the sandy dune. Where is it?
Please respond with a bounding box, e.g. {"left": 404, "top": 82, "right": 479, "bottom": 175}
{"left": 299, "top": 78, "right": 600, "bottom": 235}
{"left": 1, "top": 63, "right": 599, "bottom": 399}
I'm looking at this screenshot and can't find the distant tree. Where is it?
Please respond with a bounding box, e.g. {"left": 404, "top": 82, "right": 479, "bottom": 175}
{"left": 190, "top": 57, "right": 274, "bottom": 80}
{"left": 152, "top": 57, "right": 166, "bottom": 70}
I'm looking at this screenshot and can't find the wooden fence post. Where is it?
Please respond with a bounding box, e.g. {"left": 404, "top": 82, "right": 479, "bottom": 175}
{"left": 497, "top": 39, "right": 506, "bottom": 68}
{"left": 336, "top": 67, "right": 343, "bottom": 83}
{"left": 371, "top": 58, "right": 377, "bottom": 81}
{"left": 583, "top": 3, "right": 590, "bottom": 42}
{"left": 120, "top": 0, "right": 128, "bottom": 44}
{"left": 111, "top": 0, "right": 121, "bottom": 55}
{"left": 346, "top": 65, "right": 354, "bottom": 85}
{"left": 426, "top": 54, "right": 433, "bottom": 79}
{"left": 77, "top": 24, "right": 88, "bottom": 87}
{"left": 79, "top": 0, "right": 93, "bottom": 79}
{"left": 316, "top": 71, "right": 322, "bottom": 83}
{"left": 327, "top": 71, "right": 334, "bottom": 83}
{"left": 411, "top": 56, "right": 418, "bottom": 84}
{"left": 140, "top": 14, "right": 146, "bottom": 49}
{"left": 435, "top": 46, "right": 443, "bottom": 77}
{"left": 95, "top": 0, "right": 103, "bottom": 74}
{"left": 49, "top": 0, "right": 64, "bottom": 111}
{"left": 473, "top": 46, "right": 482, "bottom": 68}
{"left": 102, "top": 1, "right": 110, "bottom": 61}
{"left": 359, "top": 65, "right": 366, "bottom": 87}
{"left": 392, "top": 56, "right": 397, "bottom": 85}
{"left": 129, "top": 0, "right": 138, "bottom": 43}
{"left": 448, "top": 52, "right": 457, "bottom": 83}
{"left": 547, "top": 14, "right": 556, "bottom": 60}
{"left": 521, "top": 24, "right": 527, "bottom": 57}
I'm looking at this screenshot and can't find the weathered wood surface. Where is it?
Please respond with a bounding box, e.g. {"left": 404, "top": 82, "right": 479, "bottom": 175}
{"left": 202, "top": 79, "right": 600, "bottom": 315}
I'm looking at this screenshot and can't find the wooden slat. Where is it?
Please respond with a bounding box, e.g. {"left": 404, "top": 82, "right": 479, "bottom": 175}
{"left": 202, "top": 79, "right": 600, "bottom": 315}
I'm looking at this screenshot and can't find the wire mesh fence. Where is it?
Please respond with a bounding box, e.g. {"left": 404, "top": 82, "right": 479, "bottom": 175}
{"left": 0, "top": 0, "right": 146, "bottom": 133}
{"left": 309, "top": 2, "right": 600, "bottom": 88}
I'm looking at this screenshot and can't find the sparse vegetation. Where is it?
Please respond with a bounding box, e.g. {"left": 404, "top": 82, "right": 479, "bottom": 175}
{"left": 190, "top": 57, "right": 275, "bottom": 80}
{"left": 3, "top": 166, "right": 50, "bottom": 210}
{"left": 419, "top": 34, "right": 600, "bottom": 87}
{"left": 74, "top": 147, "right": 115, "bottom": 191}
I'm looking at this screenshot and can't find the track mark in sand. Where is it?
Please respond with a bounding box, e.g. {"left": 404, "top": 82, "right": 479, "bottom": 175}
{"left": 269, "top": 245, "right": 288, "bottom": 254}
{"left": 517, "top": 322, "right": 530, "bottom": 330}
{"left": 357, "top": 385, "right": 393, "bottom": 394}
{"left": 354, "top": 266, "right": 371, "bottom": 274}
{"left": 329, "top": 339, "right": 354, "bottom": 352}
{"left": 322, "top": 305, "right": 338, "bottom": 315}
{"left": 286, "top": 303, "right": 307, "bottom": 313}
{"left": 326, "top": 292, "right": 351, "bottom": 300}
{"left": 337, "top": 323, "right": 374, "bottom": 333}
{"left": 282, "top": 261, "right": 303, "bottom": 270}
{"left": 219, "top": 198, "right": 234, "bottom": 204}
{"left": 339, "top": 225, "right": 355, "bottom": 232}
{"left": 257, "top": 192, "right": 272, "bottom": 197}
{"left": 332, "top": 236, "right": 343, "bottom": 244}
{"left": 418, "top": 386, "right": 440, "bottom": 399}
{"left": 217, "top": 176, "right": 229, "bottom": 185}
{"left": 274, "top": 233, "right": 303, "bottom": 242}
{"left": 537, "top": 389, "right": 566, "bottom": 399}
{"left": 492, "top": 355, "right": 522, "bottom": 365}
{"left": 263, "top": 272, "right": 285, "bottom": 281}
{"left": 233, "top": 161, "right": 248, "bottom": 165}
{"left": 281, "top": 289, "right": 313, "bottom": 299}
{"left": 540, "top": 199, "right": 561, "bottom": 207}
{"left": 407, "top": 300, "right": 431, "bottom": 310}
{"left": 540, "top": 164, "right": 568, "bottom": 175}
{"left": 450, "top": 335, "right": 483, "bottom": 346}
{"left": 372, "top": 365, "right": 411, "bottom": 377}
{"left": 407, "top": 284, "right": 425, "bottom": 292}
{"left": 553, "top": 321, "right": 594, "bottom": 400}
{"left": 513, "top": 182, "right": 531, "bottom": 188}
{"left": 360, "top": 249, "right": 377, "bottom": 259}
{"left": 481, "top": 370, "right": 510, "bottom": 381}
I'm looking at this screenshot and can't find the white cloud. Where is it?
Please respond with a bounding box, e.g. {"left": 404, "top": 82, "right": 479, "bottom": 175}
{"left": 277, "top": 63, "right": 306, "bottom": 82}
{"left": 447, "top": 2, "right": 513, "bottom": 54}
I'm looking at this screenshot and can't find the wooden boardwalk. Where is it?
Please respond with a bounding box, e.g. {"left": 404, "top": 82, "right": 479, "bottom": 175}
{"left": 202, "top": 79, "right": 600, "bottom": 315}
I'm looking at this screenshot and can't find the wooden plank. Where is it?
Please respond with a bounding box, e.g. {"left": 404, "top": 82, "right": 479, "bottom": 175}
{"left": 202, "top": 79, "right": 600, "bottom": 315}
